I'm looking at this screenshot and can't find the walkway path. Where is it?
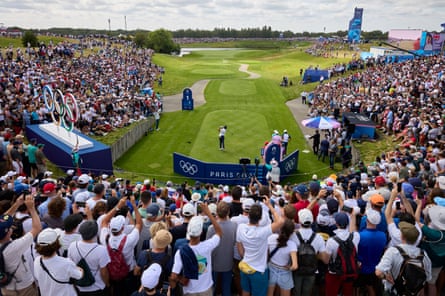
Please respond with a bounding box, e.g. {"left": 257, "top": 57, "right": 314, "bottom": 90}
{"left": 162, "top": 79, "right": 209, "bottom": 113}
{"left": 162, "top": 64, "right": 310, "bottom": 139}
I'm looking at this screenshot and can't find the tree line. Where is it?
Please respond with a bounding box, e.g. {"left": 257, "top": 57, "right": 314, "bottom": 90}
{"left": 19, "top": 26, "right": 388, "bottom": 40}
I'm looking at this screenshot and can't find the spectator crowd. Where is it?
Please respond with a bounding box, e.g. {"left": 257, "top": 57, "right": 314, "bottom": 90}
{"left": 0, "top": 40, "right": 443, "bottom": 296}
{"left": 0, "top": 40, "right": 163, "bottom": 138}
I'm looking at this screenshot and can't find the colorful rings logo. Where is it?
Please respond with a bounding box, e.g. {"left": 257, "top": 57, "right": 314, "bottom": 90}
{"left": 42, "top": 85, "right": 79, "bottom": 132}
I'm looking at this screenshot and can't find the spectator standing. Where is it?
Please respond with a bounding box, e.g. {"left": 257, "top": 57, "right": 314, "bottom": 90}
{"left": 27, "top": 138, "right": 38, "bottom": 178}
{"left": 99, "top": 196, "right": 142, "bottom": 296}
{"left": 170, "top": 203, "right": 222, "bottom": 296}
{"left": 416, "top": 205, "right": 445, "bottom": 296}
{"left": 34, "top": 143, "right": 46, "bottom": 177}
{"left": 34, "top": 228, "right": 83, "bottom": 296}
{"left": 153, "top": 110, "right": 160, "bottom": 131}
{"left": 292, "top": 184, "right": 319, "bottom": 225}
{"left": 282, "top": 130, "right": 291, "bottom": 156}
{"left": 68, "top": 220, "right": 111, "bottom": 296}
{"left": 1, "top": 194, "right": 41, "bottom": 296}
{"left": 229, "top": 185, "right": 243, "bottom": 218}
{"left": 206, "top": 202, "right": 237, "bottom": 296}
{"left": 328, "top": 139, "right": 338, "bottom": 169}
{"left": 291, "top": 209, "right": 326, "bottom": 296}
{"left": 375, "top": 221, "right": 432, "bottom": 294}
{"left": 356, "top": 209, "right": 386, "bottom": 296}
{"left": 168, "top": 203, "right": 195, "bottom": 250}
{"left": 309, "top": 130, "right": 320, "bottom": 155}
{"left": 236, "top": 190, "right": 283, "bottom": 296}
{"left": 267, "top": 219, "right": 298, "bottom": 296}
{"left": 86, "top": 183, "right": 107, "bottom": 211}
{"left": 322, "top": 211, "right": 359, "bottom": 296}
{"left": 230, "top": 198, "right": 254, "bottom": 296}
{"left": 318, "top": 135, "right": 330, "bottom": 162}
{"left": 38, "top": 181, "right": 72, "bottom": 220}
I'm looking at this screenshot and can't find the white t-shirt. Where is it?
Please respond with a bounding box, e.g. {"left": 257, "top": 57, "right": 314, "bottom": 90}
{"left": 290, "top": 227, "right": 327, "bottom": 254}
{"left": 34, "top": 255, "right": 82, "bottom": 296}
{"left": 231, "top": 215, "right": 249, "bottom": 260}
{"left": 2, "top": 233, "right": 35, "bottom": 290}
{"left": 60, "top": 232, "right": 82, "bottom": 256}
{"left": 267, "top": 234, "right": 297, "bottom": 267}
{"left": 325, "top": 229, "right": 360, "bottom": 260}
{"left": 387, "top": 222, "right": 422, "bottom": 247}
{"left": 86, "top": 198, "right": 107, "bottom": 211}
{"left": 236, "top": 223, "right": 273, "bottom": 272}
{"left": 67, "top": 241, "right": 110, "bottom": 292}
{"left": 99, "top": 227, "right": 140, "bottom": 270}
{"left": 172, "top": 235, "right": 220, "bottom": 294}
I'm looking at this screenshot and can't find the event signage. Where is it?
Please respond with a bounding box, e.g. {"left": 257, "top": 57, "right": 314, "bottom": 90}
{"left": 42, "top": 85, "right": 79, "bottom": 132}
{"left": 182, "top": 88, "right": 194, "bottom": 110}
{"left": 348, "top": 8, "right": 363, "bottom": 43}
{"left": 173, "top": 149, "right": 299, "bottom": 185}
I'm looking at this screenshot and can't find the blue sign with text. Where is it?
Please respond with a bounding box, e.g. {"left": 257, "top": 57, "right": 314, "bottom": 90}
{"left": 173, "top": 149, "right": 299, "bottom": 185}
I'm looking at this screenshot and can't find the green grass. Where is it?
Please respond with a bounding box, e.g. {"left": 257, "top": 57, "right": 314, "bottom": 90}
{"left": 183, "top": 40, "right": 311, "bottom": 49}
{"left": 114, "top": 48, "right": 355, "bottom": 184}
{"left": 0, "top": 36, "right": 75, "bottom": 48}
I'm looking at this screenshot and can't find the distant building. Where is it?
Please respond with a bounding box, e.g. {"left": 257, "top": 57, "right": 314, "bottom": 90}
{"left": 0, "top": 26, "right": 23, "bottom": 37}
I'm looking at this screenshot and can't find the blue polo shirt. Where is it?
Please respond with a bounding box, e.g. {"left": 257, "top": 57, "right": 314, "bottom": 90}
{"left": 358, "top": 228, "right": 387, "bottom": 274}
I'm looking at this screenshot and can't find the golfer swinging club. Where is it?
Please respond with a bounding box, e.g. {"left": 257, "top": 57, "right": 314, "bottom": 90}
{"left": 219, "top": 125, "right": 227, "bottom": 150}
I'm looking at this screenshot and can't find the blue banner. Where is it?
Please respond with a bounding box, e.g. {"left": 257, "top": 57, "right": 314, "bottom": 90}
{"left": 348, "top": 8, "right": 363, "bottom": 43}
{"left": 173, "top": 150, "right": 299, "bottom": 185}
{"left": 280, "top": 149, "right": 299, "bottom": 178}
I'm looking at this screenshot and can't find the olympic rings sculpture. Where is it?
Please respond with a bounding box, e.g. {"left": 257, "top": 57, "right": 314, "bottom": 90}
{"left": 179, "top": 160, "right": 198, "bottom": 175}
{"left": 42, "top": 85, "right": 79, "bottom": 132}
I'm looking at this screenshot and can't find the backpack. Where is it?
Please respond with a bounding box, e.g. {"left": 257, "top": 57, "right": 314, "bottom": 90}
{"left": 0, "top": 241, "right": 17, "bottom": 287}
{"left": 73, "top": 242, "right": 97, "bottom": 287}
{"left": 328, "top": 233, "right": 359, "bottom": 280}
{"left": 392, "top": 246, "right": 427, "bottom": 296}
{"left": 144, "top": 249, "right": 171, "bottom": 290}
{"left": 295, "top": 232, "right": 318, "bottom": 275}
{"left": 106, "top": 235, "right": 129, "bottom": 281}
{"left": 11, "top": 216, "right": 31, "bottom": 240}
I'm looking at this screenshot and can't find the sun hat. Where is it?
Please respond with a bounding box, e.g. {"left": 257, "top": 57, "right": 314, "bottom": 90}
{"left": 153, "top": 229, "right": 173, "bottom": 249}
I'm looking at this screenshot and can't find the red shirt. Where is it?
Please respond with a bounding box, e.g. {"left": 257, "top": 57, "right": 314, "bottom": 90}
{"left": 293, "top": 200, "right": 319, "bottom": 224}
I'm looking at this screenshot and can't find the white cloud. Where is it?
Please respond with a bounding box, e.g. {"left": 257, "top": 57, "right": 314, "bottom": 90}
{"left": 0, "top": 0, "right": 442, "bottom": 32}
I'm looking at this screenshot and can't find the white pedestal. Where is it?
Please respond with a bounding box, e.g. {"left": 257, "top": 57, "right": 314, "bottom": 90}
{"left": 39, "top": 123, "right": 93, "bottom": 150}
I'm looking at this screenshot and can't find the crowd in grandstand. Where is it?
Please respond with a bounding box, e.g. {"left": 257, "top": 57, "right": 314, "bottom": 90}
{"left": 0, "top": 39, "right": 444, "bottom": 296}
{"left": 0, "top": 40, "right": 163, "bottom": 137}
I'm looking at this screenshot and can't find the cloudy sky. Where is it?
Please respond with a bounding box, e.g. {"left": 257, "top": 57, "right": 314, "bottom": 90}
{"left": 0, "top": 0, "right": 443, "bottom": 33}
